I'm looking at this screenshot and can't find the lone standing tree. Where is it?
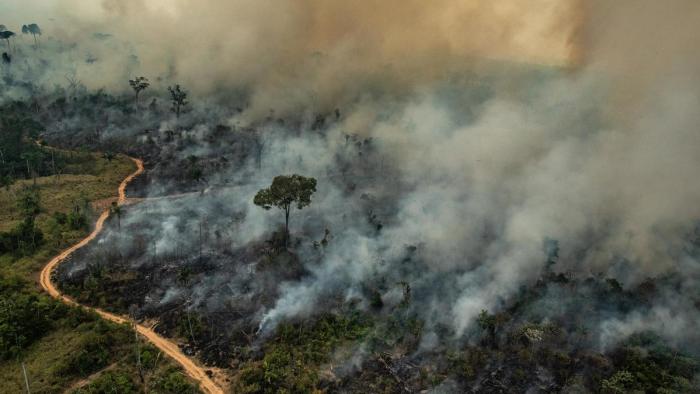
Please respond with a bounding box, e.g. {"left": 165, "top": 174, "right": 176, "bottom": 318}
{"left": 168, "top": 84, "right": 188, "bottom": 118}
{"left": 128, "top": 76, "right": 150, "bottom": 103}
{"left": 21, "top": 24, "right": 41, "bottom": 48}
{"left": 0, "top": 30, "right": 15, "bottom": 52}
{"left": 254, "top": 174, "right": 317, "bottom": 247}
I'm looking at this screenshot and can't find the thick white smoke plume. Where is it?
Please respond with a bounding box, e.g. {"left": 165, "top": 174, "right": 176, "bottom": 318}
{"left": 4, "top": 0, "right": 699, "bottom": 348}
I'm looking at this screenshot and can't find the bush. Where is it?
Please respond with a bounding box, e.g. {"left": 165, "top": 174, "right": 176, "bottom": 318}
{"left": 601, "top": 370, "right": 635, "bottom": 394}
{"left": 604, "top": 334, "right": 700, "bottom": 393}
{"left": 236, "top": 313, "right": 371, "bottom": 393}
{"left": 0, "top": 217, "right": 44, "bottom": 256}
{"left": 73, "top": 370, "right": 138, "bottom": 394}
{"left": 448, "top": 348, "right": 487, "bottom": 381}
{"left": 68, "top": 209, "right": 88, "bottom": 231}
{"left": 151, "top": 368, "right": 199, "bottom": 394}
{"left": 0, "top": 288, "right": 59, "bottom": 360}
{"left": 62, "top": 332, "right": 113, "bottom": 376}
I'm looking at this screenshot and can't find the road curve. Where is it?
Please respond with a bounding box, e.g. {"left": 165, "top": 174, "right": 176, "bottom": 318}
{"left": 39, "top": 156, "right": 224, "bottom": 394}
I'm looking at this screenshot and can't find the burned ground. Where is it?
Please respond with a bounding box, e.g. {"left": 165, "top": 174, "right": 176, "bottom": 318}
{"left": 2, "top": 7, "right": 700, "bottom": 390}
{"left": 46, "top": 105, "right": 700, "bottom": 392}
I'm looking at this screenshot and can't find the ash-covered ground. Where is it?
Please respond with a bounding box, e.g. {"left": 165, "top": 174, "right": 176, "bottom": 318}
{"left": 50, "top": 95, "right": 700, "bottom": 392}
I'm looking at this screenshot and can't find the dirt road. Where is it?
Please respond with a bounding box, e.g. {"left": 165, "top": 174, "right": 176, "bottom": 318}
{"left": 39, "top": 156, "right": 224, "bottom": 394}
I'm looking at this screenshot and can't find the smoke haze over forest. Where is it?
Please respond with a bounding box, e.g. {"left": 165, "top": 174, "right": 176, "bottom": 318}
{"left": 3, "top": 0, "right": 699, "bottom": 339}
{"left": 2, "top": 1, "right": 700, "bottom": 392}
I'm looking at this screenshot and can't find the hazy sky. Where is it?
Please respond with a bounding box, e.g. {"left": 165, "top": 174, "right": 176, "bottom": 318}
{"left": 1, "top": 0, "right": 578, "bottom": 63}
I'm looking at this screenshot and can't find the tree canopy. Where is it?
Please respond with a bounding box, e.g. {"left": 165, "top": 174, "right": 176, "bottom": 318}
{"left": 129, "top": 76, "right": 150, "bottom": 102}
{"left": 167, "top": 84, "right": 188, "bottom": 118}
{"left": 0, "top": 30, "right": 15, "bottom": 51}
{"left": 21, "top": 23, "right": 41, "bottom": 48}
{"left": 21, "top": 24, "right": 41, "bottom": 36}
{"left": 254, "top": 174, "right": 317, "bottom": 245}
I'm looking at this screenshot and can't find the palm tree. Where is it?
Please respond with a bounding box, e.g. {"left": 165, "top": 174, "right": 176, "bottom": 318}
{"left": 0, "top": 30, "right": 15, "bottom": 52}
{"left": 21, "top": 24, "right": 41, "bottom": 48}
{"left": 128, "top": 76, "right": 150, "bottom": 103}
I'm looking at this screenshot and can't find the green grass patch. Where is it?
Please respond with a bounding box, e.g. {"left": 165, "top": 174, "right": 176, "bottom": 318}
{"left": 0, "top": 148, "right": 201, "bottom": 393}
{"left": 0, "top": 152, "right": 134, "bottom": 232}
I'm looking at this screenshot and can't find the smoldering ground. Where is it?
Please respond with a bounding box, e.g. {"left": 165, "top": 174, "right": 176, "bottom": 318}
{"left": 56, "top": 66, "right": 700, "bottom": 355}
{"left": 4, "top": 0, "right": 700, "bottom": 382}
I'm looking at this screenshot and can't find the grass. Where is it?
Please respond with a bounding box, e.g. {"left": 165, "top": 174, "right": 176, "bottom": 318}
{"left": 0, "top": 320, "right": 119, "bottom": 393}
{"left": 0, "top": 153, "right": 134, "bottom": 283}
{"left": 0, "top": 150, "right": 201, "bottom": 393}
{"left": 0, "top": 152, "right": 134, "bottom": 232}
{"left": 0, "top": 318, "right": 201, "bottom": 393}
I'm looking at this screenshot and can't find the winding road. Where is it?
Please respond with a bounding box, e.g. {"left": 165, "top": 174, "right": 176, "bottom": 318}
{"left": 39, "top": 156, "right": 224, "bottom": 394}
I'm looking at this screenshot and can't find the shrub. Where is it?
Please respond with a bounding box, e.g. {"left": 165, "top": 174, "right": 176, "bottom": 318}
{"left": 235, "top": 313, "right": 371, "bottom": 393}
{"left": 151, "top": 368, "right": 199, "bottom": 394}
{"left": 62, "top": 332, "right": 113, "bottom": 376}
{"left": 601, "top": 370, "right": 635, "bottom": 394}
{"left": 73, "top": 370, "right": 138, "bottom": 394}
{"left": 0, "top": 292, "right": 54, "bottom": 359}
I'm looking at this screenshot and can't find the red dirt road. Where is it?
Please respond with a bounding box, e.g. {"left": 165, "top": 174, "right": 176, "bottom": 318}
{"left": 39, "top": 157, "right": 224, "bottom": 394}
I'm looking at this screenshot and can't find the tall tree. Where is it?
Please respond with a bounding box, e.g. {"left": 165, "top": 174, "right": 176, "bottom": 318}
{"left": 14, "top": 186, "right": 43, "bottom": 252}
{"left": 17, "top": 186, "right": 41, "bottom": 218}
{"left": 167, "top": 84, "right": 188, "bottom": 118}
{"left": 21, "top": 24, "right": 41, "bottom": 48}
{"left": 254, "top": 174, "right": 317, "bottom": 247}
{"left": 20, "top": 150, "right": 43, "bottom": 184}
{"left": 128, "top": 76, "right": 150, "bottom": 103}
{"left": 0, "top": 30, "right": 15, "bottom": 52}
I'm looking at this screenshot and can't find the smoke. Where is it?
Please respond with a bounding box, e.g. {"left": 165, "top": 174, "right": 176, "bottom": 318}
{"left": 7, "top": 0, "right": 700, "bottom": 352}
{"left": 2, "top": 0, "right": 578, "bottom": 117}
{"left": 252, "top": 0, "right": 700, "bottom": 337}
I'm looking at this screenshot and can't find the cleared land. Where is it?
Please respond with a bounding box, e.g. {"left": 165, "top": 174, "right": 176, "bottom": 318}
{"left": 0, "top": 152, "right": 201, "bottom": 393}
